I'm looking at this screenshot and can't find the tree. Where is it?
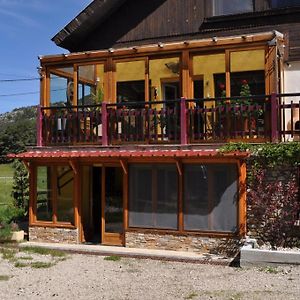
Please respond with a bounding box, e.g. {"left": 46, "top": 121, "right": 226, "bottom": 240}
{"left": 12, "top": 160, "right": 29, "bottom": 212}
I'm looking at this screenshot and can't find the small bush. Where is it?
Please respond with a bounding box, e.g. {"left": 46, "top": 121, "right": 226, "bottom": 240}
{"left": 248, "top": 169, "right": 300, "bottom": 249}
{"left": 30, "top": 262, "right": 53, "bottom": 269}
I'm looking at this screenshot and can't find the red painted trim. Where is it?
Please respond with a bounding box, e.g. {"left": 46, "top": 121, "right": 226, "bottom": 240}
{"left": 102, "top": 102, "right": 108, "bottom": 146}
{"left": 180, "top": 97, "right": 187, "bottom": 145}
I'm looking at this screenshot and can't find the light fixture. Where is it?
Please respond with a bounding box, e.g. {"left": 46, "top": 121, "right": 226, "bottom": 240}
{"left": 241, "top": 35, "right": 247, "bottom": 40}
{"left": 108, "top": 48, "right": 114, "bottom": 53}
{"left": 165, "top": 62, "right": 180, "bottom": 74}
{"left": 212, "top": 36, "right": 218, "bottom": 42}
{"left": 37, "top": 67, "right": 43, "bottom": 77}
{"left": 158, "top": 42, "right": 164, "bottom": 48}
{"left": 184, "top": 41, "right": 190, "bottom": 46}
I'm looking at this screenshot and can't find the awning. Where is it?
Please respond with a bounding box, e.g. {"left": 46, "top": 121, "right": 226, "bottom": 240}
{"left": 8, "top": 149, "right": 249, "bottom": 160}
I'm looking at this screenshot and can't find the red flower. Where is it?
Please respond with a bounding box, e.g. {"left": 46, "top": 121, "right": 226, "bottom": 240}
{"left": 219, "top": 83, "right": 225, "bottom": 90}
{"left": 241, "top": 79, "right": 248, "bottom": 85}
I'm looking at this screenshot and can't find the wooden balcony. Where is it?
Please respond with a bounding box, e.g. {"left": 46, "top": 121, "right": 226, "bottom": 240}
{"left": 37, "top": 93, "right": 300, "bottom": 147}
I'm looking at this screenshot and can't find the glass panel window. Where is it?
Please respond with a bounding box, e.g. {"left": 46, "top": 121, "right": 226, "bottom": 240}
{"left": 213, "top": 0, "right": 254, "bottom": 16}
{"left": 56, "top": 166, "right": 74, "bottom": 223}
{"left": 36, "top": 166, "right": 52, "bottom": 221}
{"left": 184, "top": 164, "right": 238, "bottom": 232}
{"left": 129, "top": 164, "right": 178, "bottom": 229}
{"left": 271, "top": 0, "right": 300, "bottom": 8}
{"left": 78, "top": 64, "right": 105, "bottom": 107}
{"left": 35, "top": 165, "right": 74, "bottom": 225}
{"left": 49, "top": 67, "right": 74, "bottom": 106}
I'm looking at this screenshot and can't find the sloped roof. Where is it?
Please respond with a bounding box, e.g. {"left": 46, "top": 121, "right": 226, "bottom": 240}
{"left": 52, "top": 0, "right": 126, "bottom": 50}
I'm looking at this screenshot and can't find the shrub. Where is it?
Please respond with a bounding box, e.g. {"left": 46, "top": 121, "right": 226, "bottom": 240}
{"left": 247, "top": 169, "right": 300, "bottom": 249}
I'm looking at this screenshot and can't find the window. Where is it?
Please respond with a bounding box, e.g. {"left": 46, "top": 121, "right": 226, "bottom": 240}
{"left": 35, "top": 165, "right": 74, "bottom": 224}
{"left": 184, "top": 164, "right": 238, "bottom": 232}
{"left": 271, "top": 0, "right": 300, "bottom": 8}
{"left": 213, "top": 0, "right": 254, "bottom": 16}
{"left": 129, "top": 164, "right": 178, "bottom": 229}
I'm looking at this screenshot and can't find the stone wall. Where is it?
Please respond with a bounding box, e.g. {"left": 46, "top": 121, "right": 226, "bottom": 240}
{"left": 125, "top": 231, "right": 242, "bottom": 257}
{"left": 29, "top": 226, "right": 79, "bottom": 244}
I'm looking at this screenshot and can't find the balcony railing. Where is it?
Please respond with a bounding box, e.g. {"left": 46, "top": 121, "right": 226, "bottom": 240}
{"left": 37, "top": 93, "right": 300, "bottom": 147}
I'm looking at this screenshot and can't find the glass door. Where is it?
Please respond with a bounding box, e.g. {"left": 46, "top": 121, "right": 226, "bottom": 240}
{"left": 101, "top": 166, "right": 124, "bottom": 245}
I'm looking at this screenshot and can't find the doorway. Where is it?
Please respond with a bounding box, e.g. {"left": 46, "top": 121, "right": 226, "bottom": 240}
{"left": 81, "top": 165, "right": 124, "bottom": 246}
{"left": 101, "top": 166, "right": 124, "bottom": 245}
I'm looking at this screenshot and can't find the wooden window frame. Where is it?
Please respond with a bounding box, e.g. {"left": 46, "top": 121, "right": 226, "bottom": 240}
{"left": 31, "top": 163, "right": 76, "bottom": 229}
{"left": 126, "top": 159, "right": 246, "bottom": 237}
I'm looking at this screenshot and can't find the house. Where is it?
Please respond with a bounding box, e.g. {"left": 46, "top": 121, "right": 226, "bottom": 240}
{"left": 12, "top": 0, "right": 300, "bottom": 254}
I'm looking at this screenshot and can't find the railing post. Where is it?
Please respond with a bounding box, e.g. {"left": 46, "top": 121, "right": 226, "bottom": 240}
{"left": 101, "top": 102, "right": 108, "bottom": 146}
{"left": 36, "top": 105, "right": 43, "bottom": 147}
{"left": 270, "top": 93, "right": 279, "bottom": 142}
{"left": 180, "top": 97, "right": 188, "bottom": 145}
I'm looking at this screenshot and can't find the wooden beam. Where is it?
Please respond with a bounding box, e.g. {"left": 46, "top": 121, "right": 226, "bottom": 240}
{"left": 175, "top": 160, "right": 182, "bottom": 176}
{"left": 120, "top": 159, "right": 128, "bottom": 175}
{"left": 69, "top": 160, "right": 78, "bottom": 175}
{"left": 40, "top": 32, "right": 282, "bottom": 65}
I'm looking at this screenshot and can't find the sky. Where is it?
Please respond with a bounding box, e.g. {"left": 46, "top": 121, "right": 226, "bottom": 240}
{"left": 0, "top": 0, "right": 92, "bottom": 114}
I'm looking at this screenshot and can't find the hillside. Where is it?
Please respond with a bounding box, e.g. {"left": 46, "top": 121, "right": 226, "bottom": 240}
{"left": 0, "top": 106, "right": 36, "bottom": 162}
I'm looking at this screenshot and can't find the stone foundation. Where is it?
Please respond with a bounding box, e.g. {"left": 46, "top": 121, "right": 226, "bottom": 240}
{"left": 29, "top": 226, "right": 79, "bottom": 244}
{"left": 125, "top": 231, "right": 242, "bottom": 257}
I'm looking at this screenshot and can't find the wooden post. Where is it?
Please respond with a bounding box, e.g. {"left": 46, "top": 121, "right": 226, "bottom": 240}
{"left": 270, "top": 93, "right": 279, "bottom": 142}
{"left": 36, "top": 105, "right": 43, "bottom": 147}
{"left": 102, "top": 102, "right": 108, "bottom": 146}
{"left": 239, "top": 161, "right": 247, "bottom": 237}
{"left": 180, "top": 97, "right": 187, "bottom": 145}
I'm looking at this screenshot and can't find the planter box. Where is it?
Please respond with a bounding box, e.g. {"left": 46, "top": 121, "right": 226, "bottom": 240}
{"left": 11, "top": 230, "right": 25, "bottom": 242}
{"left": 240, "top": 244, "right": 300, "bottom": 267}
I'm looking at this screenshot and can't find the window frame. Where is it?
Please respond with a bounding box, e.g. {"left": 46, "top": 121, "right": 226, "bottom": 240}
{"left": 126, "top": 159, "right": 245, "bottom": 237}
{"left": 32, "top": 163, "right": 76, "bottom": 228}
{"left": 212, "top": 0, "right": 255, "bottom": 16}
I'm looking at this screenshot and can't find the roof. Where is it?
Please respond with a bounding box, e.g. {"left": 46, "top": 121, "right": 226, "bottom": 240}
{"left": 9, "top": 149, "right": 249, "bottom": 160}
{"left": 52, "top": 0, "right": 126, "bottom": 50}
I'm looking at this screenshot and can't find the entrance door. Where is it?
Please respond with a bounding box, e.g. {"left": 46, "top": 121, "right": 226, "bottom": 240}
{"left": 101, "top": 166, "right": 124, "bottom": 245}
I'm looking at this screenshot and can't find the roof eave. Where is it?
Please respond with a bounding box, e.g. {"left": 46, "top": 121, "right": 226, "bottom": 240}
{"left": 52, "top": 0, "right": 127, "bottom": 50}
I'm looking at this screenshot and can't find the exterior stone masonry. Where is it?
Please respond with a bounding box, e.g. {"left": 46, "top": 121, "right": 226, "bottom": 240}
{"left": 125, "top": 231, "right": 242, "bottom": 257}
{"left": 29, "top": 226, "right": 79, "bottom": 244}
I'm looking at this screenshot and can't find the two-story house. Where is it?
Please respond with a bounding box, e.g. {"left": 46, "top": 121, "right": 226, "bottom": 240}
{"left": 12, "top": 0, "right": 299, "bottom": 254}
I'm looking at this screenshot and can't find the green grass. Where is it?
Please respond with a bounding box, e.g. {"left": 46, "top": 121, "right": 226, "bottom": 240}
{"left": 0, "top": 248, "right": 17, "bottom": 261}
{"left": 0, "top": 275, "right": 10, "bottom": 281}
{"left": 14, "top": 261, "right": 28, "bottom": 268}
{"left": 0, "top": 163, "right": 14, "bottom": 206}
{"left": 104, "top": 255, "right": 121, "bottom": 261}
{"left": 22, "top": 246, "right": 66, "bottom": 257}
{"left": 30, "top": 261, "right": 53, "bottom": 269}
{"left": 259, "top": 266, "right": 279, "bottom": 274}
{"left": 185, "top": 292, "right": 198, "bottom": 299}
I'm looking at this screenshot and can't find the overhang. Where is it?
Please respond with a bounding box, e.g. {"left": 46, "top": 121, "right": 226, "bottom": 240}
{"left": 52, "top": 0, "right": 127, "bottom": 50}
{"left": 9, "top": 149, "right": 249, "bottom": 160}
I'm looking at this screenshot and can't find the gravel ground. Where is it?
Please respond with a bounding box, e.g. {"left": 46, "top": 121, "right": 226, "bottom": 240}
{"left": 0, "top": 249, "right": 300, "bottom": 300}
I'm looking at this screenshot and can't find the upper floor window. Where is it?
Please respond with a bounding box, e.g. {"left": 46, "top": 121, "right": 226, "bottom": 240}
{"left": 213, "top": 0, "right": 254, "bottom": 16}
{"left": 271, "top": 0, "right": 300, "bottom": 8}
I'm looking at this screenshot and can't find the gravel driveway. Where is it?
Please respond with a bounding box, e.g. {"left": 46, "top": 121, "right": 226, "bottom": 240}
{"left": 0, "top": 250, "right": 299, "bottom": 300}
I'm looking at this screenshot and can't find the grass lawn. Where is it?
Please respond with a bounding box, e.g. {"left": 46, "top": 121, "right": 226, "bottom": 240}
{"left": 0, "top": 163, "right": 14, "bottom": 206}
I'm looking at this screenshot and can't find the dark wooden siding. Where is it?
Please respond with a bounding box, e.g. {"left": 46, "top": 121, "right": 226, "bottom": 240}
{"left": 68, "top": 0, "right": 300, "bottom": 61}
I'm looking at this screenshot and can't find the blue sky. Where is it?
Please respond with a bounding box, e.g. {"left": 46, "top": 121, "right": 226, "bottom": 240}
{"left": 0, "top": 0, "right": 92, "bottom": 114}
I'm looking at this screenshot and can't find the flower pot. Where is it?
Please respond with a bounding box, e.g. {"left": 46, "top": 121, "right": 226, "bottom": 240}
{"left": 11, "top": 230, "right": 24, "bottom": 242}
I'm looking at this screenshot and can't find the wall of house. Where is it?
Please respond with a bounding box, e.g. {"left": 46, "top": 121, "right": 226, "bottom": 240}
{"left": 125, "top": 231, "right": 242, "bottom": 257}
{"left": 29, "top": 226, "right": 79, "bottom": 244}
